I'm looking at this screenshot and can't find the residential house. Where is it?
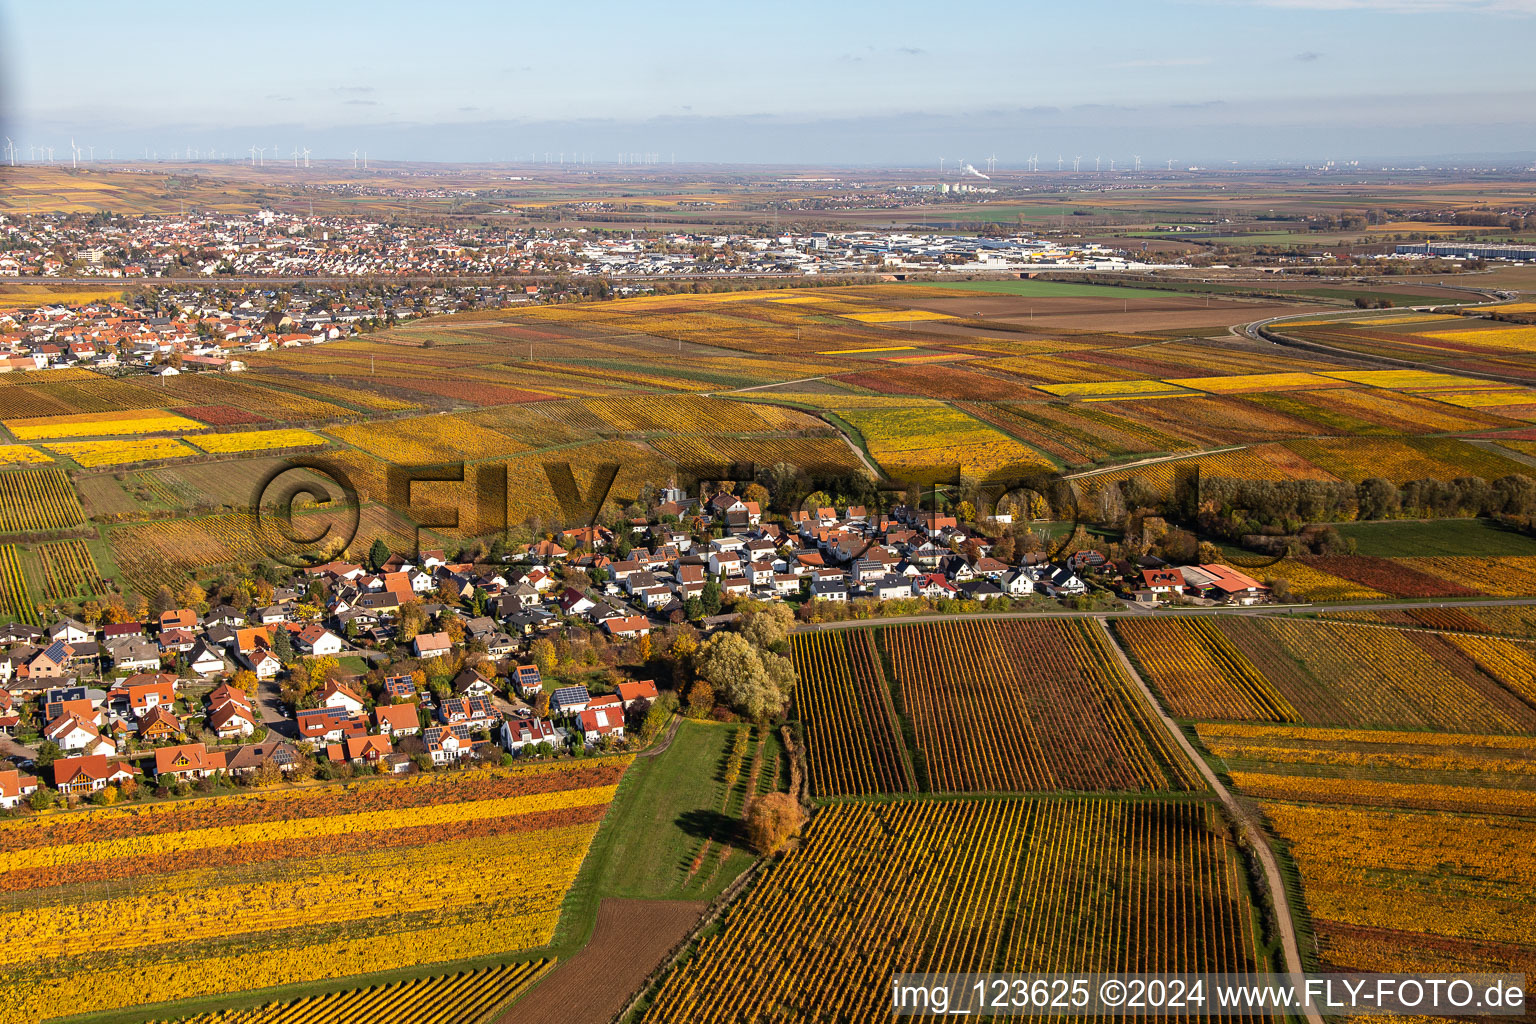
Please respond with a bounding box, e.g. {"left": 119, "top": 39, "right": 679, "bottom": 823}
{"left": 413, "top": 631, "right": 451, "bottom": 660}
{"left": 601, "top": 615, "right": 650, "bottom": 639}
{"left": 46, "top": 618, "right": 91, "bottom": 644}
{"left": 327, "top": 734, "right": 393, "bottom": 766}
{"left": 0, "top": 767, "right": 39, "bottom": 809}
{"left": 296, "top": 624, "right": 344, "bottom": 657}
{"left": 579, "top": 704, "right": 625, "bottom": 745}
{"left": 452, "top": 669, "right": 496, "bottom": 698}
{"left": 107, "top": 637, "right": 161, "bottom": 672}
{"left": 438, "top": 695, "right": 498, "bottom": 731}
{"left": 374, "top": 702, "right": 421, "bottom": 738}
{"left": 615, "top": 679, "right": 658, "bottom": 709}
{"left": 225, "top": 740, "right": 301, "bottom": 778}
{"left": 154, "top": 742, "right": 227, "bottom": 781}
{"left": 551, "top": 685, "right": 591, "bottom": 716}
{"left": 423, "top": 723, "right": 474, "bottom": 764}
{"left": 295, "top": 705, "right": 367, "bottom": 744}
{"left": 44, "top": 713, "right": 113, "bottom": 754}
{"left": 136, "top": 706, "right": 184, "bottom": 743}
{"left": 186, "top": 640, "right": 226, "bottom": 676}
{"left": 383, "top": 673, "right": 418, "bottom": 700}
{"left": 51, "top": 754, "right": 139, "bottom": 795}
{"left": 207, "top": 701, "right": 257, "bottom": 739}
{"left": 320, "top": 681, "right": 366, "bottom": 716}
{"left": 513, "top": 664, "right": 543, "bottom": 698}
{"left": 500, "top": 713, "right": 557, "bottom": 753}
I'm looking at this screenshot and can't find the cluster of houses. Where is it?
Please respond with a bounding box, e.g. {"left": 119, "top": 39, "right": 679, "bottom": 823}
{"left": 0, "top": 483, "right": 1277, "bottom": 807}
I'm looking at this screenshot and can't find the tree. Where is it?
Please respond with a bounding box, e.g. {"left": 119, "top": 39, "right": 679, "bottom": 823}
{"left": 685, "top": 677, "right": 716, "bottom": 718}
{"left": 368, "top": 538, "right": 391, "bottom": 573}
{"left": 34, "top": 741, "right": 62, "bottom": 769}
{"left": 700, "top": 576, "right": 722, "bottom": 617}
{"left": 150, "top": 585, "right": 176, "bottom": 618}
{"left": 743, "top": 482, "right": 770, "bottom": 510}
{"left": 743, "top": 793, "right": 805, "bottom": 854}
{"left": 1356, "top": 477, "right": 1400, "bottom": 521}
{"left": 693, "top": 632, "right": 797, "bottom": 722}
{"left": 271, "top": 625, "right": 294, "bottom": 663}
{"left": 176, "top": 580, "right": 208, "bottom": 613}
{"left": 399, "top": 600, "right": 426, "bottom": 643}
{"left": 232, "top": 669, "right": 258, "bottom": 691}
{"left": 530, "top": 637, "right": 557, "bottom": 676}
{"left": 737, "top": 601, "right": 794, "bottom": 650}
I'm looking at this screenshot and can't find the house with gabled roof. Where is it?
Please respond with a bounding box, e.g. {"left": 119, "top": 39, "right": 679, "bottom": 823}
{"left": 374, "top": 702, "right": 420, "bottom": 738}
{"left": 551, "top": 685, "right": 591, "bottom": 715}
{"left": 328, "top": 734, "right": 393, "bottom": 766}
{"left": 52, "top": 754, "right": 139, "bottom": 794}
{"left": 136, "top": 706, "right": 184, "bottom": 742}
{"left": 0, "top": 767, "right": 39, "bottom": 809}
{"left": 511, "top": 664, "right": 543, "bottom": 698}
{"left": 225, "top": 740, "right": 301, "bottom": 777}
{"left": 44, "top": 712, "right": 114, "bottom": 754}
{"left": 208, "top": 701, "right": 257, "bottom": 739}
{"left": 615, "top": 679, "right": 658, "bottom": 708}
{"left": 154, "top": 742, "right": 227, "bottom": 781}
{"left": 579, "top": 704, "right": 625, "bottom": 745}
{"left": 423, "top": 723, "right": 474, "bottom": 764}
{"left": 413, "top": 631, "right": 451, "bottom": 660}
{"left": 500, "top": 713, "right": 557, "bottom": 752}
{"left": 295, "top": 705, "right": 366, "bottom": 744}
{"left": 320, "top": 680, "right": 365, "bottom": 715}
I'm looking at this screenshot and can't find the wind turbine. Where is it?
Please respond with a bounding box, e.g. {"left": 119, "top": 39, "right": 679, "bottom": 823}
{"left": 1057, "top": 155, "right": 1063, "bottom": 171}
{"left": 256, "top": 146, "right": 266, "bottom": 166}
{"left": 70, "top": 138, "right": 77, "bottom": 169}
{"left": 87, "top": 146, "right": 94, "bottom": 161}
{"left": 302, "top": 147, "right": 311, "bottom": 168}
{"left": 1134, "top": 154, "right": 1142, "bottom": 172}
{"left": 3, "top": 138, "right": 13, "bottom": 167}
{"left": 362, "top": 151, "right": 368, "bottom": 169}
{"left": 939, "top": 157, "right": 945, "bottom": 175}
{"left": 291, "top": 147, "right": 300, "bottom": 168}
{"left": 1072, "top": 155, "right": 1081, "bottom": 172}
{"left": 249, "top": 145, "right": 257, "bottom": 166}
{"left": 1166, "top": 158, "right": 1174, "bottom": 171}
{"left": 351, "top": 150, "right": 359, "bottom": 169}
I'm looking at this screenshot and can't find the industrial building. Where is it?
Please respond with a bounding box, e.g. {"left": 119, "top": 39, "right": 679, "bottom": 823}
{"left": 1395, "top": 241, "right": 1536, "bottom": 261}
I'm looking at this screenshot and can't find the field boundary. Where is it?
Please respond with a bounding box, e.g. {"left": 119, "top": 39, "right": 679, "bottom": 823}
{"left": 1095, "top": 618, "right": 1325, "bottom": 1024}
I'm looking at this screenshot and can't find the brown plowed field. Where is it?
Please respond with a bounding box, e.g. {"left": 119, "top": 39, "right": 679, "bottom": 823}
{"left": 493, "top": 898, "right": 706, "bottom": 1024}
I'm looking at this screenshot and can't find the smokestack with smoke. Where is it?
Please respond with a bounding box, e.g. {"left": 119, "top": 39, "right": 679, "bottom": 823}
{"left": 962, "top": 163, "right": 989, "bottom": 180}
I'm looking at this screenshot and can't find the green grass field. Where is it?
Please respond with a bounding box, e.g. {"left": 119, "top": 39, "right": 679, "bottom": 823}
{"left": 916, "top": 279, "right": 1186, "bottom": 300}
{"left": 548, "top": 719, "right": 774, "bottom": 953}
{"left": 1336, "top": 518, "right": 1536, "bottom": 557}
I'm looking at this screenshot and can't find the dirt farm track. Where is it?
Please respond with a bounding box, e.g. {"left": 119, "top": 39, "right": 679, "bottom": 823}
{"left": 494, "top": 899, "right": 707, "bottom": 1024}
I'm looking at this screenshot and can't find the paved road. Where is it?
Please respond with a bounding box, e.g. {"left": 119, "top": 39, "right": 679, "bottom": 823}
{"left": 793, "top": 595, "right": 1536, "bottom": 633}
{"left": 1096, "top": 622, "right": 1325, "bottom": 1024}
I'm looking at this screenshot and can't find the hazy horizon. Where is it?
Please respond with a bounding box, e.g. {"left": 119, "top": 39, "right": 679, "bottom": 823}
{"left": 3, "top": 0, "right": 1535, "bottom": 167}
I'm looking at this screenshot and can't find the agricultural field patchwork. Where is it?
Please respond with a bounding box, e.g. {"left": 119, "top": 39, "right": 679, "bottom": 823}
{"left": 644, "top": 798, "right": 1268, "bottom": 1024}
{"left": 0, "top": 762, "right": 626, "bottom": 1024}
{"left": 879, "top": 619, "right": 1200, "bottom": 793}
{"left": 1116, "top": 617, "right": 1536, "bottom": 732}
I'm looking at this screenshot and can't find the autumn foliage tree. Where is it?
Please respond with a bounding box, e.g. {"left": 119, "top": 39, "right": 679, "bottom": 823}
{"left": 743, "top": 793, "right": 805, "bottom": 854}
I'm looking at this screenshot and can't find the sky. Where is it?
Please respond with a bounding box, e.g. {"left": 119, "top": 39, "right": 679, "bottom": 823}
{"left": 1, "top": 0, "right": 1534, "bottom": 166}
